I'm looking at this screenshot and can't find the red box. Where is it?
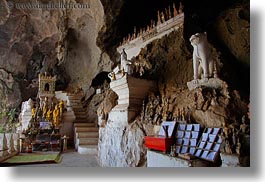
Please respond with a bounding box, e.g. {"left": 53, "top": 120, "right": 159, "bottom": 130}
{"left": 144, "top": 121, "right": 177, "bottom": 153}
{"left": 144, "top": 136, "right": 174, "bottom": 153}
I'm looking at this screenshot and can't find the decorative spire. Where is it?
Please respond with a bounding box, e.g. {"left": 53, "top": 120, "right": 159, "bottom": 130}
{"left": 157, "top": 10, "right": 161, "bottom": 25}
{"left": 168, "top": 6, "right": 172, "bottom": 19}
{"left": 173, "top": 3, "right": 178, "bottom": 17}
{"left": 164, "top": 8, "right": 168, "bottom": 21}
{"left": 161, "top": 11, "right": 165, "bottom": 23}
{"left": 179, "top": 2, "right": 183, "bottom": 13}
{"left": 133, "top": 27, "right": 136, "bottom": 39}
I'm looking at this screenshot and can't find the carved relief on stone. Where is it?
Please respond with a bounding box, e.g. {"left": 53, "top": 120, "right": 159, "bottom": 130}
{"left": 235, "top": 138, "right": 241, "bottom": 155}
{"left": 133, "top": 54, "right": 152, "bottom": 77}
{"left": 239, "top": 115, "right": 249, "bottom": 134}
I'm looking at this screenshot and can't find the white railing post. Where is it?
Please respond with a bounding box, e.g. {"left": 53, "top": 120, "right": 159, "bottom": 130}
{"left": 9, "top": 134, "right": 15, "bottom": 154}
{"left": 2, "top": 133, "right": 9, "bottom": 157}
{"left": 17, "top": 134, "right": 20, "bottom": 152}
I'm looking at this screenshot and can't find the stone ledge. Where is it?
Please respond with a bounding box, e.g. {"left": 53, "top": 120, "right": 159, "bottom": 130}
{"left": 187, "top": 78, "right": 228, "bottom": 91}
{"left": 147, "top": 150, "right": 213, "bottom": 167}
{"left": 220, "top": 153, "right": 241, "bottom": 167}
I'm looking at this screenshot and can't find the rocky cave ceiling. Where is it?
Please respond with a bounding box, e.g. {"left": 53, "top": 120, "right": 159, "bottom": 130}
{"left": 0, "top": 0, "right": 249, "bottom": 109}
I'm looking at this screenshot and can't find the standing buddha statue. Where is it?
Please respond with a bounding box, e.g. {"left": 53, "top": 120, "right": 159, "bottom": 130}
{"left": 42, "top": 97, "right": 49, "bottom": 118}
{"left": 59, "top": 100, "right": 64, "bottom": 117}
{"left": 31, "top": 106, "right": 36, "bottom": 118}
{"left": 46, "top": 109, "right": 53, "bottom": 122}
{"left": 53, "top": 105, "right": 60, "bottom": 127}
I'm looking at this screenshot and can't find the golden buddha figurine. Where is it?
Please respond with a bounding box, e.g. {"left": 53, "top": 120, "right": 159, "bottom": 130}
{"left": 46, "top": 109, "right": 53, "bottom": 122}
{"left": 31, "top": 106, "right": 36, "bottom": 118}
{"left": 53, "top": 105, "right": 60, "bottom": 127}
{"left": 42, "top": 97, "right": 49, "bottom": 118}
{"left": 59, "top": 100, "right": 64, "bottom": 117}
{"left": 161, "top": 12, "right": 165, "bottom": 23}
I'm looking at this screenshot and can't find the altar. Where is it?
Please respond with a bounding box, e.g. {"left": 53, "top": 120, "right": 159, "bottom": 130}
{"left": 19, "top": 72, "right": 68, "bottom": 153}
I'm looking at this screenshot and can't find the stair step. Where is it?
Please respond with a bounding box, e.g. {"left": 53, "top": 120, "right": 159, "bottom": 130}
{"left": 75, "top": 115, "right": 87, "bottom": 119}
{"left": 78, "top": 145, "right": 98, "bottom": 155}
{"left": 74, "top": 123, "right": 95, "bottom": 127}
{"left": 68, "top": 96, "right": 82, "bottom": 100}
{"left": 79, "top": 138, "right": 98, "bottom": 145}
{"left": 75, "top": 119, "right": 89, "bottom": 123}
{"left": 74, "top": 108, "right": 87, "bottom": 114}
{"left": 77, "top": 132, "right": 99, "bottom": 138}
{"left": 76, "top": 116, "right": 87, "bottom": 120}
{"left": 67, "top": 93, "right": 84, "bottom": 96}
{"left": 73, "top": 110, "right": 85, "bottom": 113}
{"left": 73, "top": 111, "right": 87, "bottom": 115}
{"left": 68, "top": 99, "right": 83, "bottom": 102}
{"left": 75, "top": 127, "right": 98, "bottom": 132}
{"left": 71, "top": 103, "right": 83, "bottom": 106}
{"left": 72, "top": 106, "right": 85, "bottom": 110}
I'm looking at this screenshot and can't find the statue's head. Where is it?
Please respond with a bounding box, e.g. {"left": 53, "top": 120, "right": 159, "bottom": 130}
{"left": 189, "top": 32, "right": 207, "bottom": 46}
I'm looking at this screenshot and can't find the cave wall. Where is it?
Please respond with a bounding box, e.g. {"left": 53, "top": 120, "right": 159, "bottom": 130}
{"left": 0, "top": 0, "right": 116, "bottom": 109}
{"left": 0, "top": 0, "right": 64, "bottom": 108}
{"left": 63, "top": 0, "right": 109, "bottom": 91}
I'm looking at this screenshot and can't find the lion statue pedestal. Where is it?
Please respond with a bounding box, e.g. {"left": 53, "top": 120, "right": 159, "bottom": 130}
{"left": 187, "top": 32, "right": 223, "bottom": 91}
{"left": 187, "top": 77, "right": 227, "bottom": 91}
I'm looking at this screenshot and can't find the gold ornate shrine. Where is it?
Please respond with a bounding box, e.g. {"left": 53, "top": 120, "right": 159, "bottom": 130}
{"left": 38, "top": 72, "right": 57, "bottom": 105}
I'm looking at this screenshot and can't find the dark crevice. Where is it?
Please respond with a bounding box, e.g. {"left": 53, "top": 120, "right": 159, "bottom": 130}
{"left": 91, "top": 71, "right": 110, "bottom": 88}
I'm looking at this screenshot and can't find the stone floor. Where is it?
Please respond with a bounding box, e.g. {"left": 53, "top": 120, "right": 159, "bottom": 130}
{"left": 17, "top": 149, "right": 100, "bottom": 167}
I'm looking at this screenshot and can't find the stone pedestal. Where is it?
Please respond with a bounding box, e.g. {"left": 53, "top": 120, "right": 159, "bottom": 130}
{"left": 60, "top": 111, "right": 76, "bottom": 146}
{"left": 109, "top": 75, "right": 155, "bottom": 125}
{"left": 220, "top": 153, "right": 241, "bottom": 167}
{"left": 147, "top": 150, "right": 211, "bottom": 167}
{"left": 187, "top": 78, "right": 228, "bottom": 91}
{"left": 21, "top": 111, "right": 32, "bottom": 131}
{"left": 0, "top": 133, "right": 19, "bottom": 161}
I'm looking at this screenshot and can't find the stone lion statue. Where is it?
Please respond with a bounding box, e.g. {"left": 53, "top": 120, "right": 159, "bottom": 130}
{"left": 190, "top": 32, "right": 217, "bottom": 81}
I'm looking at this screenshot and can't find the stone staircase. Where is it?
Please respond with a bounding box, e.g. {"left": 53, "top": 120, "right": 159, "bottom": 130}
{"left": 67, "top": 93, "right": 99, "bottom": 155}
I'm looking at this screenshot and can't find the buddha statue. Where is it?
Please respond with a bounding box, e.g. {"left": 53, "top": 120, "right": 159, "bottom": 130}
{"left": 42, "top": 97, "right": 49, "bottom": 118}
{"left": 31, "top": 106, "right": 36, "bottom": 118}
{"left": 120, "top": 49, "right": 132, "bottom": 75}
{"left": 59, "top": 100, "right": 65, "bottom": 117}
{"left": 53, "top": 105, "right": 60, "bottom": 127}
{"left": 161, "top": 12, "right": 165, "bottom": 23}
{"left": 46, "top": 109, "right": 53, "bottom": 122}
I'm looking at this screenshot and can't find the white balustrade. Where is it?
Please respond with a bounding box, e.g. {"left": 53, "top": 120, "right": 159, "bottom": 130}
{"left": 0, "top": 133, "right": 20, "bottom": 163}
